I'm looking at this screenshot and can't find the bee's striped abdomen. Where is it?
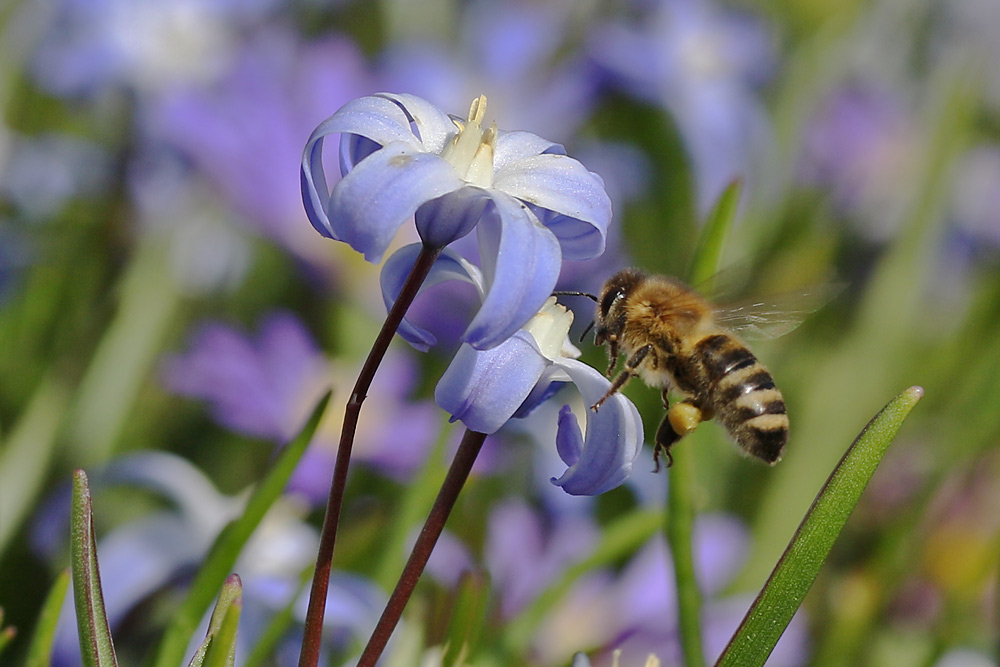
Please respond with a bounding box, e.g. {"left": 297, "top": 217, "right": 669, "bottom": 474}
{"left": 694, "top": 333, "right": 788, "bottom": 463}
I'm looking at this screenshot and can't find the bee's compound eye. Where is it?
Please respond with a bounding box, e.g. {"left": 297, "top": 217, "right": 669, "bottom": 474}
{"left": 601, "top": 289, "right": 622, "bottom": 318}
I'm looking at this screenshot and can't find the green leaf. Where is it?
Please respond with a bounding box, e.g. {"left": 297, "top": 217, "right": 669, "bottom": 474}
{"left": 200, "top": 599, "right": 242, "bottom": 667}
{"left": 26, "top": 569, "right": 71, "bottom": 667}
{"left": 689, "top": 179, "right": 742, "bottom": 286}
{"left": 153, "top": 391, "right": 331, "bottom": 667}
{"left": 715, "top": 386, "right": 924, "bottom": 667}
{"left": 70, "top": 470, "right": 119, "bottom": 667}
{"left": 186, "top": 574, "right": 244, "bottom": 667}
{"left": 442, "top": 570, "right": 491, "bottom": 667}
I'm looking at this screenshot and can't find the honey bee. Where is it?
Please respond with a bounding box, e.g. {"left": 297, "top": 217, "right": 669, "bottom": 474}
{"left": 587, "top": 268, "right": 823, "bottom": 469}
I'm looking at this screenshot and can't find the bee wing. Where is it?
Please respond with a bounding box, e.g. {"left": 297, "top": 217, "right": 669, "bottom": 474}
{"left": 713, "top": 284, "right": 842, "bottom": 340}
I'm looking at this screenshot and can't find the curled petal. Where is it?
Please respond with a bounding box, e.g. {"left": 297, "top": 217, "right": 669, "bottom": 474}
{"left": 415, "top": 186, "right": 491, "bottom": 249}
{"left": 493, "top": 154, "right": 612, "bottom": 261}
{"left": 493, "top": 130, "right": 565, "bottom": 170}
{"left": 435, "top": 333, "right": 548, "bottom": 434}
{"left": 380, "top": 244, "right": 484, "bottom": 351}
{"left": 329, "top": 142, "right": 464, "bottom": 262}
{"left": 464, "top": 193, "right": 562, "bottom": 350}
{"left": 378, "top": 92, "right": 457, "bottom": 154}
{"left": 550, "top": 359, "right": 643, "bottom": 495}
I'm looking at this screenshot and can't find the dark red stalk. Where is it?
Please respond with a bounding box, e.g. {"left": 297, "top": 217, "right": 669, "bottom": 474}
{"left": 298, "top": 244, "right": 441, "bottom": 667}
{"left": 357, "top": 428, "right": 488, "bottom": 667}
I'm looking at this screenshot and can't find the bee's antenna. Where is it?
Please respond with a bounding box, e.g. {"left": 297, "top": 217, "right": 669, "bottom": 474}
{"left": 552, "top": 290, "right": 598, "bottom": 303}
{"left": 578, "top": 319, "right": 596, "bottom": 343}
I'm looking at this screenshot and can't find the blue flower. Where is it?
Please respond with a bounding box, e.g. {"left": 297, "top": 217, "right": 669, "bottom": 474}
{"left": 382, "top": 247, "right": 643, "bottom": 495}
{"left": 302, "top": 93, "right": 612, "bottom": 347}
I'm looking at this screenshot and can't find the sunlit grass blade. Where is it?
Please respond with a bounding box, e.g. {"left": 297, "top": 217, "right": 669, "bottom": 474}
{"left": 70, "top": 470, "right": 118, "bottom": 667}
{"left": 153, "top": 390, "right": 331, "bottom": 667}
{"left": 26, "top": 569, "right": 71, "bottom": 667}
{"left": 199, "top": 598, "right": 241, "bottom": 667}
{"left": 442, "top": 570, "right": 491, "bottom": 667}
{"left": 715, "top": 386, "right": 924, "bottom": 667}
{"left": 186, "top": 574, "right": 244, "bottom": 667}
{"left": 689, "top": 179, "right": 742, "bottom": 286}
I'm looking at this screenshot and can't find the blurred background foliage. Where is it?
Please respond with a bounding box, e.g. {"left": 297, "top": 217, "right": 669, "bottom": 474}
{"left": 0, "top": 0, "right": 998, "bottom": 665}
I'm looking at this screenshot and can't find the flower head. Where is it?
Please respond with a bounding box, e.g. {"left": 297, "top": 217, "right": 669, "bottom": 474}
{"left": 382, "top": 249, "right": 643, "bottom": 495}
{"left": 302, "top": 93, "right": 612, "bottom": 349}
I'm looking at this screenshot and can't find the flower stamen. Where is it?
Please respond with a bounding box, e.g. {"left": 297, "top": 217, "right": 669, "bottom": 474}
{"left": 441, "top": 94, "right": 497, "bottom": 188}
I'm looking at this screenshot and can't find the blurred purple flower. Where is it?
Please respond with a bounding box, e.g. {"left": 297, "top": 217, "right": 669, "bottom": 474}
{"left": 948, "top": 145, "right": 1000, "bottom": 248}
{"left": 302, "top": 92, "right": 612, "bottom": 349}
{"left": 378, "top": 1, "right": 599, "bottom": 144}
{"left": 798, "top": 82, "right": 920, "bottom": 240}
{"left": 147, "top": 28, "right": 375, "bottom": 265}
{"left": 589, "top": 0, "right": 775, "bottom": 211}
{"left": 603, "top": 516, "right": 809, "bottom": 666}
{"left": 161, "top": 312, "right": 439, "bottom": 501}
{"left": 35, "top": 452, "right": 383, "bottom": 666}
{"left": 383, "top": 248, "right": 643, "bottom": 495}
{"left": 30, "top": 0, "right": 279, "bottom": 96}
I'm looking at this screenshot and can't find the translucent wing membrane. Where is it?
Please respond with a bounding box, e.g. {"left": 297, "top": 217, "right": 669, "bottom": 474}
{"left": 713, "top": 283, "right": 842, "bottom": 340}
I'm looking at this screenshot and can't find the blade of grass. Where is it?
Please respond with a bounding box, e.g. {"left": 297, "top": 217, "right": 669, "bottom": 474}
{"left": 715, "top": 386, "right": 924, "bottom": 667}
{"left": 688, "top": 179, "right": 742, "bottom": 286}
{"left": 186, "top": 574, "right": 244, "bottom": 667}
{"left": 199, "top": 598, "right": 242, "bottom": 667}
{"left": 26, "top": 569, "right": 71, "bottom": 667}
{"left": 153, "top": 391, "right": 330, "bottom": 667}
{"left": 70, "top": 470, "right": 118, "bottom": 667}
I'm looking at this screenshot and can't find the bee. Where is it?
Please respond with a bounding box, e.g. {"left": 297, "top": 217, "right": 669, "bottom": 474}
{"left": 587, "top": 268, "right": 822, "bottom": 469}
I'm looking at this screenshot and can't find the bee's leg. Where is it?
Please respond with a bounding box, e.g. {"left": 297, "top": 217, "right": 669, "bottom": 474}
{"left": 605, "top": 339, "right": 620, "bottom": 377}
{"left": 652, "top": 399, "right": 706, "bottom": 472}
{"left": 592, "top": 344, "right": 653, "bottom": 411}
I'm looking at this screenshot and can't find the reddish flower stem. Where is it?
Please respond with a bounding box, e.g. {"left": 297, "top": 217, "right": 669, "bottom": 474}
{"left": 298, "top": 244, "right": 441, "bottom": 667}
{"left": 357, "top": 428, "right": 488, "bottom": 666}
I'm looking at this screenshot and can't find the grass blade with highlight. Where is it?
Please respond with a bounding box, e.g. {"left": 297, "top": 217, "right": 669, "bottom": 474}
{"left": 715, "top": 386, "right": 924, "bottom": 667}
{"left": 26, "top": 569, "right": 71, "bottom": 667}
{"left": 70, "top": 470, "right": 118, "bottom": 667}
{"left": 153, "top": 391, "right": 330, "bottom": 667}
{"left": 186, "top": 574, "right": 244, "bottom": 667}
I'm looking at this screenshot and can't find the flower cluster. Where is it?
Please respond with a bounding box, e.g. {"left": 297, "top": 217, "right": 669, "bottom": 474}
{"left": 301, "top": 92, "right": 643, "bottom": 495}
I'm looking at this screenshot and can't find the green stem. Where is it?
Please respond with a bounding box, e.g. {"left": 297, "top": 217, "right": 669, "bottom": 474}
{"left": 667, "top": 448, "right": 706, "bottom": 667}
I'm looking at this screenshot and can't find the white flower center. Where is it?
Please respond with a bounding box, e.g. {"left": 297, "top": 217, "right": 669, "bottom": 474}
{"left": 440, "top": 95, "right": 497, "bottom": 188}
{"left": 523, "top": 297, "right": 580, "bottom": 360}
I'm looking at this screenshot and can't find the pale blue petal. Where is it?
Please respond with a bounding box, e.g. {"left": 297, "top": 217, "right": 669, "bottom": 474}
{"left": 464, "top": 192, "right": 562, "bottom": 349}
{"left": 531, "top": 204, "right": 608, "bottom": 261}
{"left": 330, "top": 142, "right": 464, "bottom": 263}
{"left": 435, "top": 332, "right": 548, "bottom": 434}
{"left": 493, "top": 154, "right": 612, "bottom": 260}
{"left": 550, "top": 358, "right": 643, "bottom": 495}
{"left": 493, "top": 130, "right": 564, "bottom": 170}
{"left": 380, "top": 244, "right": 484, "bottom": 352}
{"left": 378, "top": 92, "right": 457, "bottom": 154}
{"left": 415, "top": 186, "right": 491, "bottom": 249}
{"left": 555, "top": 404, "right": 582, "bottom": 466}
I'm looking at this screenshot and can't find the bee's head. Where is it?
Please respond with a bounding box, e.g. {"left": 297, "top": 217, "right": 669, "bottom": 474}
{"left": 594, "top": 268, "right": 647, "bottom": 346}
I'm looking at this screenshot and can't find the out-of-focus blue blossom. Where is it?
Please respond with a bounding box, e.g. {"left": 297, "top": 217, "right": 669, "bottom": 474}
{"left": 160, "top": 312, "right": 439, "bottom": 502}
{"left": 30, "top": 0, "right": 278, "bottom": 96}
{"left": 589, "top": 0, "right": 776, "bottom": 211}
{"left": 378, "top": 1, "right": 599, "bottom": 145}
{"left": 302, "top": 92, "right": 612, "bottom": 348}
{"left": 0, "top": 133, "right": 112, "bottom": 220}
{"left": 948, "top": 145, "right": 1000, "bottom": 248}
{"left": 34, "top": 452, "right": 384, "bottom": 666}
{"left": 147, "top": 28, "right": 375, "bottom": 266}
{"left": 383, "top": 246, "right": 643, "bottom": 495}
{"left": 933, "top": 648, "right": 997, "bottom": 667}
{"left": 798, "top": 81, "right": 920, "bottom": 240}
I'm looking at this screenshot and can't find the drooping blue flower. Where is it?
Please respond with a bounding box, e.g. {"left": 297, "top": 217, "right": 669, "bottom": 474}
{"left": 382, "top": 245, "right": 643, "bottom": 495}
{"left": 302, "top": 92, "right": 612, "bottom": 348}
